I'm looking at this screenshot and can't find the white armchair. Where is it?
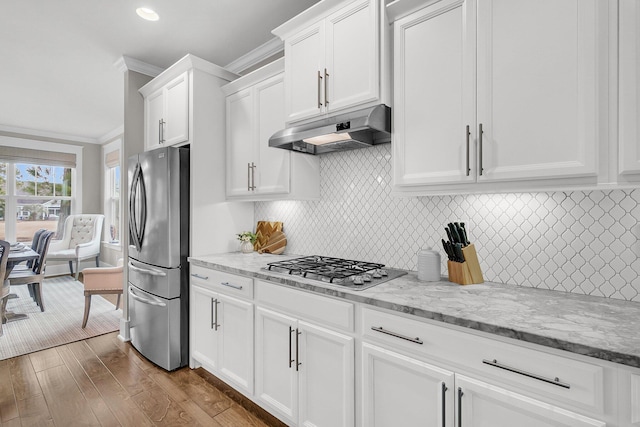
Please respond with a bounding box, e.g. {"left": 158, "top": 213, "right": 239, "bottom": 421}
{"left": 47, "top": 214, "right": 104, "bottom": 279}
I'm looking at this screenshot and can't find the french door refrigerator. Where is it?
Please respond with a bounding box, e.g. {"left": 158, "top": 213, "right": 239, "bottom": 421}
{"left": 128, "top": 146, "right": 189, "bottom": 371}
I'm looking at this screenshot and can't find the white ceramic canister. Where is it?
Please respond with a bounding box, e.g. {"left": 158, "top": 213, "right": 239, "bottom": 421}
{"left": 417, "top": 247, "right": 441, "bottom": 281}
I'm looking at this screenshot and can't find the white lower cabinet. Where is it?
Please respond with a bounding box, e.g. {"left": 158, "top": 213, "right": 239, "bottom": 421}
{"left": 456, "top": 375, "right": 605, "bottom": 427}
{"left": 255, "top": 306, "right": 354, "bottom": 427}
{"left": 362, "top": 343, "right": 454, "bottom": 427}
{"left": 360, "top": 307, "right": 611, "bottom": 427}
{"left": 190, "top": 284, "right": 254, "bottom": 394}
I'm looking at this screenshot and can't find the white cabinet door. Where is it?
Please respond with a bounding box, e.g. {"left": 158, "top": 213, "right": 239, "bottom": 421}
{"left": 226, "top": 88, "right": 254, "bottom": 197}
{"left": 325, "top": 0, "right": 378, "bottom": 113}
{"left": 393, "top": 0, "right": 476, "bottom": 186}
{"left": 255, "top": 307, "right": 298, "bottom": 425}
{"left": 145, "top": 89, "right": 164, "bottom": 151}
{"left": 285, "top": 21, "right": 325, "bottom": 122}
{"left": 298, "top": 321, "right": 354, "bottom": 427}
{"left": 190, "top": 285, "right": 219, "bottom": 371}
{"left": 163, "top": 72, "right": 189, "bottom": 146}
{"left": 456, "top": 375, "right": 606, "bottom": 427}
{"left": 362, "top": 343, "right": 454, "bottom": 427}
{"left": 619, "top": 0, "right": 640, "bottom": 175}
{"left": 218, "top": 294, "right": 253, "bottom": 394}
{"left": 255, "top": 74, "right": 290, "bottom": 195}
{"left": 476, "top": 0, "right": 599, "bottom": 182}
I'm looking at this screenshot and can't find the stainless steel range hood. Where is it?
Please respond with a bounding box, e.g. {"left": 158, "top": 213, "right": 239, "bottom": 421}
{"left": 269, "top": 104, "right": 391, "bottom": 155}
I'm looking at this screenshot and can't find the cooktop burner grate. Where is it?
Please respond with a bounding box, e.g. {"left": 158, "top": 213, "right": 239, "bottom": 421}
{"left": 264, "top": 255, "right": 406, "bottom": 290}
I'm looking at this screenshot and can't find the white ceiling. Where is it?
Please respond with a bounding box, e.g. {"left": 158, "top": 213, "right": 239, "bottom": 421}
{"left": 0, "top": 0, "right": 319, "bottom": 143}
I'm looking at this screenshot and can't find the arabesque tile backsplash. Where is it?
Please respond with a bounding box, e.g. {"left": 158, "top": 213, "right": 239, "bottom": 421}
{"left": 255, "top": 144, "right": 640, "bottom": 302}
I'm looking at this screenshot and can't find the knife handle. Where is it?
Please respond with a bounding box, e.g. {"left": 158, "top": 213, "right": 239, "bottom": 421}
{"left": 445, "top": 227, "right": 454, "bottom": 244}
{"left": 460, "top": 223, "right": 470, "bottom": 245}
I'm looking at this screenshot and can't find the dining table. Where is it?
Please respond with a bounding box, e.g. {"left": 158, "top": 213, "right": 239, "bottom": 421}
{"left": 3, "top": 246, "right": 40, "bottom": 323}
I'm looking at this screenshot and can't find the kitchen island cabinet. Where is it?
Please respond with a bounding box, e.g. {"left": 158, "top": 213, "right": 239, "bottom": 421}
{"left": 222, "top": 59, "right": 320, "bottom": 201}
{"left": 273, "top": 0, "right": 389, "bottom": 124}
{"left": 391, "top": 0, "right": 608, "bottom": 194}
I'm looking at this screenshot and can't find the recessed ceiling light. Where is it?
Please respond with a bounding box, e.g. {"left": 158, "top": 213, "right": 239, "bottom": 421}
{"left": 136, "top": 7, "right": 159, "bottom": 21}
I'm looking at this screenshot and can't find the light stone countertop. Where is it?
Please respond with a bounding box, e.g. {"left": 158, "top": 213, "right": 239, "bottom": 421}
{"left": 188, "top": 252, "right": 640, "bottom": 369}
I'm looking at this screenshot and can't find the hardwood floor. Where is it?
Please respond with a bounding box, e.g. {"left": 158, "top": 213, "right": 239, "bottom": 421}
{"left": 0, "top": 332, "right": 284, "bottom": 426}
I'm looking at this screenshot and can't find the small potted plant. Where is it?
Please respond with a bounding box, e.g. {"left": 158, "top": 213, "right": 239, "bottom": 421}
{"left": 237, "top": 231, "right": 257, "bottom": 253}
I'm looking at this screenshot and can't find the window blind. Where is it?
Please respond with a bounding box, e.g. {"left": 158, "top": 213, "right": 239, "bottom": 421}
{"left": 0, "top": 147, "right": 76, "bottom": 168}
{"left": 105, "top": 149, "right": 120, "bottom": 168}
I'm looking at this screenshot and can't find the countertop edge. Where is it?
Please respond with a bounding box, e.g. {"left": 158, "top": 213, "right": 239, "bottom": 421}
{"left": 188, "top": 257, "right": 640, "bottom": 369}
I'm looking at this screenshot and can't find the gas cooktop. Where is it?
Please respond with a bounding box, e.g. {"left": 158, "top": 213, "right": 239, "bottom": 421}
{"left": 263, "top": 255, "right": 406, "bottom": 291}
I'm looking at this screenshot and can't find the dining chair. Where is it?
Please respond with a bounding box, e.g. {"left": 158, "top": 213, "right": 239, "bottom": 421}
{"left": 7, "top": 231, "right": 54, "bottom": 312}
{"left": 11, "top": 228, "right": 46, "bottom": 275}
{"left": 79, "top": 258, "right": 123, "bottom": 328}
{"left": 0, "top": 240, "right": 10, "bottom": 336}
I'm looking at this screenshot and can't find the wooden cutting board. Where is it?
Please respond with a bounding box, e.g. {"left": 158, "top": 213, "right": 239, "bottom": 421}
{"left": 254, "top": 221, "right": 283, "bottom": 251}
{"left": 258, "top": 231, "right": 287, "bottom": 255}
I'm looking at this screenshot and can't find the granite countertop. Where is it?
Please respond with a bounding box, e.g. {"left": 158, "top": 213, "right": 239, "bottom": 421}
{"left": 188, "top": 252, "right": 640, "bottom": 369}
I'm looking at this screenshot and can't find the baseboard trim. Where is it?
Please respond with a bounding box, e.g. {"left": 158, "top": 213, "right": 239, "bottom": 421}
{"left": 118, "top": 318, "right": 130, "bottom": 341}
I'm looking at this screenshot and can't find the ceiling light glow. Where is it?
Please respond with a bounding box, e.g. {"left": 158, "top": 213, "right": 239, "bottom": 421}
{"left": 136, "top": 7, "right": 159, "bottom": 21}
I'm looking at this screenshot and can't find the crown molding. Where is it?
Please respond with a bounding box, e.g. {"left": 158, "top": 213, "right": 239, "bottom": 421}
{"left": 0, "top": 124, "right": 98, "bottom": 144}
{"left": 114, "top": 56, "right": 164, "bottom": 77}
{"left": 224, "top": 37, "right": 284, "bottom": 75}
{"left": 98, "top": 125, "right": 124, "bottom": 144}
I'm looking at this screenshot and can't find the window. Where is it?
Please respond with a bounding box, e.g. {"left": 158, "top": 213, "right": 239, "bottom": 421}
{"left": 103, "top": 142, "right": 122, "bottom": 245}
{"left": 0, "top": 140, "right": 79, "bottom": 243}
{"left": 0, "top": 163, "right": 74, "bottom": 242}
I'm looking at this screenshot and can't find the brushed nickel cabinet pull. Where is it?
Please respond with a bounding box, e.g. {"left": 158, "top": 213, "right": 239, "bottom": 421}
{"left": 317, "top": 71, "right": 323, "bottom": 108}
{"left": 211, "top": 298, "right": 216, "bottom": 329}
{"left": 289, "top": 326, "right": 294, "bottom": 368}
{"left": 442, "top": 382, "right": 448, "bottom": 427}
{"left": 457, "top": 387, "right": 463, "bottom": 427}
{"left": 478, "top": 123, "right": 484, "bottom": 176}
{"left": 190, "top": 273, "right": 209, "bottom": 280}
{"left": 247, "top": 163, "right": 251, "bottom": 191}
{"left": 220, "top": 281, "right": 243, "bottom": 290}
{"left": 213, "top": 299, "right": 220, "bottom": 331}
{"left": 251, "top": 162, "right": 256, "bottom": 190}
{"left": 482, "top": 359, "right": 570, "bottom": 389}
{"left": 371, "top": 326, "right": 423, "bottom": 345}
{"left": 465, "top": 125, "right": 470, "bottom": 176}
{"left": 296, "top": 328, "right": 302, "bottom": 371}
{"left": 324, "top": 68, "right": 329, "bottom": 105}
{"left": 159, "top": 119, "right": 165, "bottom": 144}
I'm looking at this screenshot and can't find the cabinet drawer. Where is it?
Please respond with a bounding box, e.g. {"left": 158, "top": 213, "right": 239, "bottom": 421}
{"left": 362, "top": 307, "right": 604, "bottom": 412}
{"left": 255, "top": 280, "right": 354, "bottom": 331}
{"left": 190, "top": 265, "right": 253, "bottom": 299}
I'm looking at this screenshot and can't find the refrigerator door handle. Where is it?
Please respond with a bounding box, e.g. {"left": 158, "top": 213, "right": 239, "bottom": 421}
{"left": 128, "top": 261, "right": 168, "bottom": 277}
{"left": 129, "top": 162, "right": 147, "bottom": 252}
{"left": 128, "top": 287, "right": 167, "bottom": 307}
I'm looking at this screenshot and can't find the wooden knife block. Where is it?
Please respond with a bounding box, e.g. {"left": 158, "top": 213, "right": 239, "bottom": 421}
{"left": 447, "top": 244, "right": 484, "bottom": 285}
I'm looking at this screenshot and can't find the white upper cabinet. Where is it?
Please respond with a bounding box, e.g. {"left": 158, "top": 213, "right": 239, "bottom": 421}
{"left": 142, "top": 72, "right": 189, "bottom": 151}
{"left": 619, "top": 0, "right": 640, "bottom": 177}
{"left": 223, "top": 59, "right": 320, "bottom": 201}
{"left": 275, "top": 0, "right": 385, "bottom": 124}
{"left": 392, "top": 0, "right": 608, "bottom": 193}
{"left": 476, "top": 0, "right": 599, "bottom": 183}
{"left": 393, "top": 0, "right": 476, "bottom": 186}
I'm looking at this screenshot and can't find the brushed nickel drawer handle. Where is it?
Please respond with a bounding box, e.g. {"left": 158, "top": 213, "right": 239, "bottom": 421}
{"left": 220, "top": 281, "right": 243, "bottom": 290}
{"left": 191, "top": 273, "right": 209, "bottom": 280}
{"left": 371, "top": 326, "right": 423, "bottom": 345}
{"left": 482, "top": 359, "right": 570, "bottom": 389}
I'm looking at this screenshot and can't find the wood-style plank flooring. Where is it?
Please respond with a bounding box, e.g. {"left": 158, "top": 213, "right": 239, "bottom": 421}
{"left": 0, "top": 332, "right": 283, "bottom": 426}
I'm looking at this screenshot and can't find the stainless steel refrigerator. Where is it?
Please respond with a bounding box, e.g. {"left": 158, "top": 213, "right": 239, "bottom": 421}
{"left": 128, "top": 146, "right": 189, "bottom": 371}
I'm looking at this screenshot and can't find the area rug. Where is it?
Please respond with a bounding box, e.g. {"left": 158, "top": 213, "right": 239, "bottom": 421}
{"left": 0, "top": 275, "right": 121, "bottom": 360}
